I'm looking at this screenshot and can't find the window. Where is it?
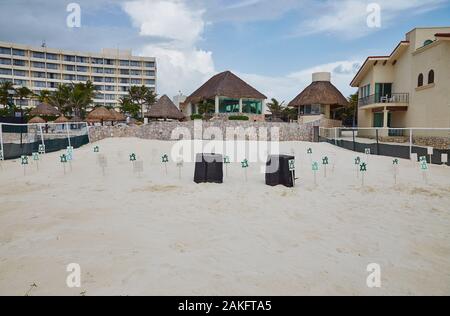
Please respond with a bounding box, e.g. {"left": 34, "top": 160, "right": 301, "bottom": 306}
{"left": 104, "top": 68, "right": 114, "bottom": 74}
{"left": 14, "top": 59, "right": 26, "bottom": 67}
{"left": 65, "top": 65, "right": 76, "bottom": 71}
{"left": 131, "top": 70, "right": 141, "bottom": 76}
{"left": 77, "top": 66, "right": 88, "bottom": 72}
{"left": 130, "top": 61, "right": 141, "bottom": 67}
{"left": 46, "top": 63, "right": 59, "bottom": 70}
{"left": 144, "top": 79, "right": 155, "bottom": 85}
{"left": 32, "top": 71, "right": 46, "bottom": 78}
{"left": 93, "top": 67, "right": 104, "bottom": 73}
{"left": 144, "top": 70, "right": 155, "bottom": 76}
{"left": 76, "top": 56, "right": 89, "bottom": 63}
{"left": 242, "top": 99, "right": 263, "bottom": 114}
{"left": 120, "top": 60, "right": 129, "bottom": 66}
{"left": 32, "top": 51, "right": 45, "bottom": 59}
{"left": 219, "top": 98, "right": 240, "bottom": 113}
{"left": 0, "top": 47, "right": 11, "bottom": 55}
{"left": 120, "top": 78, "right": 129, "bottom": 84}
{"left": 14, "top": 79, "right": 27, "bottom": 86}
{"left": 34, "top": 81, "right": 47, "bottom": 88}
{"left": 104, "top": 77, "right": 114, "bottom": 83}
{"left": 93, "top": 77, "right": 104, "bottom": 82}
{"left": 64, "top": 55, "right": 76, "bottom": 62}
{"left": 120, "top": 69, "right": 130, "bottom": 75}
{"left": 104, "top": 59, "right": 114, "bottom": 65}
{"left": 32, "top": 62, "right": 46, "bottom": 68}
{"left": 94, "top": 85, "right": 104, "bottom": 91}
{"left": 47, "top": 73, "right": 60, "bottom": 80}
{"left": 145, "top": 61, "right": 155, "bottom": 68}
{"left": 0, "top": 68, "right": 12, "bottom": 76}
{"left": 92, "top": 58, "right": 104, "bottom": 65}
{"left": 0, "top": 58, "right": 11, "bottom": 65}
{"left": 424, "top": 40, "right": 433, "bottom": 46}
{"left": 418, "top": 73, "right": 424, "bottom": 87}
{"left": 12, "top": 49, "right": 25, "bottom": 56}
{"left": 131, "top": 78, "right": 141, "bottom": 84}
{"left": 104, "top": 85, "right": 115, "bottom": 91}
{"left": 46, "top": 53, "right": 58, "bottom": 60}
{"left": 64, "top": 74, "right": 76, "bottom": 81}
{"left": 77, "top": 75, "right": 88, "bottom": 81}
{"left": 428, "top": 70, "right": 435, "bottom": 84}
{"left": 14, "top": 70, "right": 27, "bottom": 77}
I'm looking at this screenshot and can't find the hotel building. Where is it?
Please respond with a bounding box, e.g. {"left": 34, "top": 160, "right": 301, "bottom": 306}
{"left": 0, "top": 41, "right": 156, "bottom": 109}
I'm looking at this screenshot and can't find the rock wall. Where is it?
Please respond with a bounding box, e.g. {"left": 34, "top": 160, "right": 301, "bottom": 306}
{"left": 88, "top": 120, "right": 324, "bottom": 143}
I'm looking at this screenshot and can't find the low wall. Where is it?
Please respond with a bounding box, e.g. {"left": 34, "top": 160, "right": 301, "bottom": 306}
{"left": 88, "top": 120, "right": 328, "bottom": 143}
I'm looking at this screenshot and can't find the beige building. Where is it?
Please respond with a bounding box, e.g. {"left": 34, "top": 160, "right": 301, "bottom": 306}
{"left": 351, "top": 27, "right": 450, "bottom": 134}
{"left": 0, "top": 41, "right": 156, "bottom": 109}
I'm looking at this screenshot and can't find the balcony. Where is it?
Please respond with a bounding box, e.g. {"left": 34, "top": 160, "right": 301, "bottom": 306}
{"left": 358, "top": 93, "right": 409, "bottom": 108}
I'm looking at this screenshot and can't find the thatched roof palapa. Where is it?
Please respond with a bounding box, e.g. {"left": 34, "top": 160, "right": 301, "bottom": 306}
{"left": 109, "top": 109, "right": 126, "bottom": 122}
{"left": 54, "top": 116, "right": 69, "bottom": 123}
{"left": 146, "top": 95, "right": 184, "bottom": 120}
{"left": 184, "top": 71, "right": 267, "bottom": 105}
{"left": 28, "top": 116, "right": 46, "bottom": 124}
{"left": 29, "top": 102, "right": 61, "bottom": 116}
{"left": 69, "top": 115, "right": 83, "bottom": 123}
{"left": 86, "top": 106, "right": 116, "bottom": 122}
{"left": 288, "top": 72, "right": 348, "bottom": 108}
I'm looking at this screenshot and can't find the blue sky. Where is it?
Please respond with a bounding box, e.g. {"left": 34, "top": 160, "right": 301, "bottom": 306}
{"left": 0, "top": 0, "right": 449, "bottom": 101}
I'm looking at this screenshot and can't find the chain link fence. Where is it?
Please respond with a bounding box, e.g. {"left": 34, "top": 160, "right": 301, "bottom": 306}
{"left": 0, "top": 122, "right": 90, "bottom": 160}
{"left": 319, "top": 127, "right": 450, "bottom": 165}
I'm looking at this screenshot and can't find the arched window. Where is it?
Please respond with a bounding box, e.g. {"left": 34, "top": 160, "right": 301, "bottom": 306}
{"left": 428, "top": 70, "right": 435, "bottom": 84}
{"left": 418, "top": 73, "right": 424, "bottom": 87}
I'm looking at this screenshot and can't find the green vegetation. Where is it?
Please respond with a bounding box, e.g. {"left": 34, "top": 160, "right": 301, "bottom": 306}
{"left": 190, "top": 114, "right": 203, "bottom": 120}
{"left": 228, "top": 115, "right": 249, "bottom": 121}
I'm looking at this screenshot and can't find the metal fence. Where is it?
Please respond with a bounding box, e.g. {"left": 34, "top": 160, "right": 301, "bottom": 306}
{"left": 319, "top": 127, "right": 450, "bottom": 165}
{"left": 0, "top": 122, "right": 90, "bottom": 160}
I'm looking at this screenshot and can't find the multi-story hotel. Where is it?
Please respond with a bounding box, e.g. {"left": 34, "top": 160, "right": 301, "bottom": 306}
{"left": 350, "top": 27, "right": 450, "bottom": 133}
{"left": 0, "top": 41, "right": 156, "bottom": 109}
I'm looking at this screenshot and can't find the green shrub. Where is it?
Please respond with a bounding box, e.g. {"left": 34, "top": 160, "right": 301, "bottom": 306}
{"left": 228, "top": 115, "right": 249, "bottom": 121}
{"left": 191, "top": 114, "right": 203, "bottom": 120}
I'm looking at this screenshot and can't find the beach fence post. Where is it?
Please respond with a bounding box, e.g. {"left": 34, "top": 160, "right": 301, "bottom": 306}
{"left": 420, "top": 159, "right": 429, "bottom": 184}
{"left": 0, "top": 123, "right": 4, "bottom": 169}
{"left": 376, "top": 129, "right": 380, "bottom": 155}
{"left": 39, "top": 124, "right": 45, "bottom": 153}
{"left": 60, "top": 154, "right": 68, "bottom": 175}
{"left": 288, "top": 158, "right": 296, "bottom": 187}
{"left": 427, "top": 147, "right": 433, "bottom": 165}
{"left": 241, "top": 159, "right": 249, "bottom": 182}
{"left": 66, "top": 123, "right": 71, "bottom": 148}
{"left": 352, "top": 129, "right": 356, "bottom": 151}
{"left": 409, "top": 128, "right": 413, "bottom": 160}
{"left": 335, "top": 127, "right": 338, "bottom": 145}
{"left": 442, "top": 154, "right": 448, "bottom": 167}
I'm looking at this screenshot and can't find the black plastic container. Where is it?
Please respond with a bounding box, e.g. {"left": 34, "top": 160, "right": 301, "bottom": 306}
{"left": 194, "top": 153, "right": 224, "bottom": 184}
{"left": 265, "top": 155, "right": 296, "bottom": 187}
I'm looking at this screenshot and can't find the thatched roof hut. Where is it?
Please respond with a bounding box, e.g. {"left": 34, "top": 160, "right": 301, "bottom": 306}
{"left": 146, "top": 95, "right": 184, "bottom": 120}
{"left": 29, "top": 102, "right": 60, "bottom": 116}
{"left": 184, "top": 71, "right": 266, "bottom": 105}
{"left": 288, "top": 72, "right": 348, "bottom": 108}
{"left": 86, "top": 106, "right": 116, "bottom": 122}
{"left": 109, "top": 109, "right": 126, "bottom": 122}
{"left": 69, "top": 115, "right": 83, "bottom": 123}
{"left": 28, "top": 116, "right": 46, "bottom": 124}
{"left": 54, "top": 116, "right": 69, "bottom": 123}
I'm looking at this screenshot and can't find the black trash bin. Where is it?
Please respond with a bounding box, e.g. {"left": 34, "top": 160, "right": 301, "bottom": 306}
{"left": 266, "top": 155, "right": 295, "bottom": 187}
{"left": 194, "top": 153, "right": 224, "bottom": 184}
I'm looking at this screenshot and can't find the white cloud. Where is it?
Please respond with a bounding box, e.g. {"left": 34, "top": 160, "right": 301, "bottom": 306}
{"left": 238, "top": 60, "right": 362, "bottom": 103}
{"left": 295, "top": 0, "right": 447, "bottom": 38}
{"left": 123, "top": 0, "right": 215, "bottom": 97}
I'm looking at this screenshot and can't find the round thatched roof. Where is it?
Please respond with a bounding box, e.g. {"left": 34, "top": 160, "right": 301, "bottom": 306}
{"left": 109, "top": 109, "right": 126, "bottom": 121}
{"left": 146, "top": 95, "right": 185, "bottom": 120}
{"left": 54, "top": 116, "right": 69, "bottom": 123}
{"left": 29, "top": 102, "right": 61, "bottom": 116}
{"left": 28, "top": 116, "right": 46, "bottom": 124}
{"left": 86, "top": 106, "right": 116, "bottom": 121}
{"left": 184, "top": 71, "right": 267, "bottom": 105}
{"left": 289, "top": 72, "right": 348, "bottom": 108}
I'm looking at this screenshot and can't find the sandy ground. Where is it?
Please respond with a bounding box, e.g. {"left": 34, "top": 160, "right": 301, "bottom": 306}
{"left": 0, "top": 137, "right": 449, "bottom": 296}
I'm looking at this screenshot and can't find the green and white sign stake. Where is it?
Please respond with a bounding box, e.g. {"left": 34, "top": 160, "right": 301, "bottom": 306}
{"left": 38, "top": 144, "right": 45, "bottom": 155}
{"left": 176, "top": 159, "right": 184, "bottom": 180}
{"left": 312, "top": 161, "right": 319, "bottom": 186}
{"left": 32, "top": 152, "right": 40, "bottom": 171}
{"left": 162, "top": 154, "right": 169, "bottom": 175}
{"left": 21, "top": 155, "right": 29, "bottom": 176}
{"left": 360, "top": 162, "right": 367, "bottom": 186}
{"left": 393, "top": 159, "right": 399, "bottom": 185}
{"left": 60, "top": 154, "right": 68, "bottom": 175}
{"left": 241, "top": 159, "right": 249, "bottom": 182}
{"left": 93, "top": 146, "right": 100, "bottom": 153}
{"left": 67, "top": 146, "right": 74, "bottom": 155}
{"left": 322, "top": 156, "right": 329, "bottom": 178}
{"left": 224, "top": 156, "right": 231, "bottom": 177}
{"left": 420, "top": 160, "right": 428, "bottom": 184}
{"left": 288, "top": 159, "right": 296, "bottom": 187}
{"left": 307, "top": 148, "right": 313, "bottom": 164}
{"left": 355, "top": 156, "right": 361, "bottom": 179}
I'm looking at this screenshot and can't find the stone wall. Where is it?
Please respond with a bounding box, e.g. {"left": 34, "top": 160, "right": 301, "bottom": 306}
{"left": 88, "top": 119, "right": 326, "bottom": 143}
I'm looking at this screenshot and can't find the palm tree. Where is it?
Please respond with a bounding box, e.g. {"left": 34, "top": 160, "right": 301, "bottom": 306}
{"left": 119, "top": 96, "right": 139, "bottom": 119}
{"left": 49, "top": 84, "right": 71, "bottom": 115}
{"left": 128, "top": 85, "right": 157, "bottom": 120}
{"left": 0, "top": 81, "right": 14, "bottom": 108}
{"left": 266, "top": 98, "right": 285, "bottom": 120}
{"left": 36, "top": 89, "right": 51, "bottom": 103}
{"left": 197, "top": 99, "right": 215, "bottom": 120}
{"left": 69, "top": 81, "right": 96, "bottom": 118}
{"left": 15, "top": 86, "right": 33, "bottom": 118}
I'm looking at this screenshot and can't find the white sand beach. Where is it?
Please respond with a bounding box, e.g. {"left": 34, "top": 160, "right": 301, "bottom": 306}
{"left": 0, "top": 138, "right": 449, "bottom": 296}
